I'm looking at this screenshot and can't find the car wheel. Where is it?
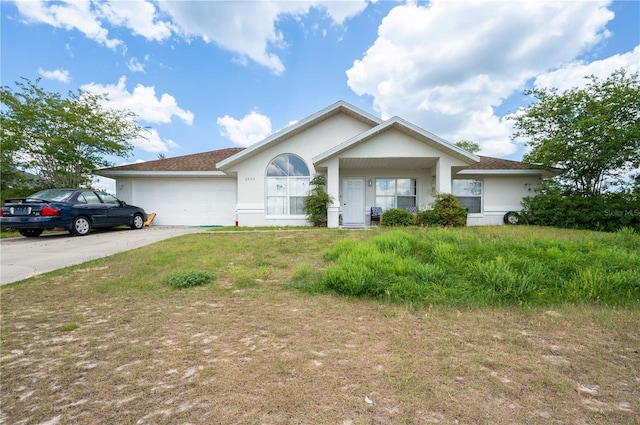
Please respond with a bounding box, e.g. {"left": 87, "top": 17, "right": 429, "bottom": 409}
{"left": 131, "top": 213, "right": 144, "bottom": 229}
{"left": 70, "top": 216, "right": 91, "bottom": 236}
{"left": 19, "top": 228, "right": 44, "bottom": 238}
{"left": 503, "top": 211, "right": 519, "bottom": 225}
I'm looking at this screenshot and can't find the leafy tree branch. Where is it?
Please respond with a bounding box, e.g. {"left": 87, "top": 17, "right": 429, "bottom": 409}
{"left": 1, "top": 78, "right": 146, "bottom": 191}
{"left": 509, "top": 69, "right": 640, "bottom": 196}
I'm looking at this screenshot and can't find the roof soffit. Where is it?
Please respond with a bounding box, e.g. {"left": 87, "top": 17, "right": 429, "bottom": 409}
{"left": 339, "top": 157, "right": 438, "bottom": 169}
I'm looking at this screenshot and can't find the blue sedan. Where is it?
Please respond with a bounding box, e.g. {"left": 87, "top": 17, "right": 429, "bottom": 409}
{"left": 0, "top": 189, "right": 148, "bottom": 237}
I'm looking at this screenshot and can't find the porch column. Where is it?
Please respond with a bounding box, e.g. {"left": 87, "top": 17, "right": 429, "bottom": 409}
{"left": 326, "top": 158, "right": 340, "bottom": 228}
{"left": 435, "top": 157, "right": 452, "bottom": 194}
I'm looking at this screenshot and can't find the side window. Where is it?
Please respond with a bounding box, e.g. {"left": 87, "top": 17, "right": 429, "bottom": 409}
{"left": 81, "top": 191, "right": 102, "bottom": 204}
{"left": 452, "top": 179, "right": 482, "bottom": 213}
{"left": 98, "top": 192, "right": 121, "bottom": 205}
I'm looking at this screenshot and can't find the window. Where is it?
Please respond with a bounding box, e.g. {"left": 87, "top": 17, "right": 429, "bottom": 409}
{"left": 79, "top": 191, "right": 101, "bottom": 204}
{"left": 452, "top": 179, "right": 482, "bottom": 213}
{"left": 27, "top": 189, "right": 74, "bottom": 202}
{"left": 98, "top": 192, "right": 121, "bottom": 205}
{"left": 375, "top": 178, "right": 416, "bottom": 211}
{"left": 266, "top": 154, "right": 310, "bottom": 215}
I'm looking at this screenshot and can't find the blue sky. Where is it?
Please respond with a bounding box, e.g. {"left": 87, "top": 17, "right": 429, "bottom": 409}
{"left": 2, "top": 0, "right": 638, "bottom": 190}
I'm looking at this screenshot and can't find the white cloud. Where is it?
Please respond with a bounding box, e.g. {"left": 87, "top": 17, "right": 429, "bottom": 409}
{"left": 133, "top": 128, "right": 178, "bottom": 153}
{"left": 126, "top": 57, "right": 145, "bottom": 73}
{"left": 156, "top": 0, "right": 369, "bottom": 74}
{"left": 13, "top": 0, "right": 122, "bottom": 49}
{"left": 79, "top": 77, "right": 191, "bottom": 153}
{"left": 157, "top": 1, "right": 295, "bottom": 74}
{"left": 533, "top": 45, "right": 640, "bottom": 91}
{"left": 12, "top": 0, "right": 173, "bottom": 49}
{"left": 346, "top": 0, "right": 616, "bottom": 157}
{"left": 12, "top": 0, "right": 369, "bottom": 73}
{"left": 38, "top": 68, "right": 70, "bottom": 83}
{"left": 217, "top": 112, "right": 273, "bottom": 147}
{"left": 316, "top": 1, "right": 369, "bottom": 25}
{"left": 95, "top": 0, "right": 174, "bottom": 42}
{"left": 81, "top": 77, "right": 194, "bottom": 126}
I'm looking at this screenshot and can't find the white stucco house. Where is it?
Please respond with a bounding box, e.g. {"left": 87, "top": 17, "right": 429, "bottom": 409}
{"left": 97, "top": 101, "right": 558, "bottom": 228}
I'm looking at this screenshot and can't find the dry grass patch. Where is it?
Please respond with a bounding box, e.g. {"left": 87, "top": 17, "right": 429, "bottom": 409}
{"left": 1, "top": 228, "right": 639, "bottom": 424}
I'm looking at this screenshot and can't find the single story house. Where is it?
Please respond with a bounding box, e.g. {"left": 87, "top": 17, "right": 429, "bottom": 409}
{"left": 97, "top": 101, "right": 558, "bottom": 228}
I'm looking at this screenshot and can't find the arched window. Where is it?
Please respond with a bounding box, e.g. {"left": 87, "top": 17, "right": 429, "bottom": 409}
{"left": 266, "top": 154, "right": 310, "bottom": 215}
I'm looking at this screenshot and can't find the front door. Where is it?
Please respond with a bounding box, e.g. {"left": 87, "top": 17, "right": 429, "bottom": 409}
{"left": 342, "top": 178, "right": 365, "bottom": 225}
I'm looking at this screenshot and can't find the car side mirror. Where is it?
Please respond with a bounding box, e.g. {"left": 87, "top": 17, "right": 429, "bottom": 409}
{"left": 120, "top": 200, "right": 127, "bottom": 206}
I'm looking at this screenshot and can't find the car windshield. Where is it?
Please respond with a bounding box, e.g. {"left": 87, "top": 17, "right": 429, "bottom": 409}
{"left": 27, "top": 189, "right": 75, "bottom": 202}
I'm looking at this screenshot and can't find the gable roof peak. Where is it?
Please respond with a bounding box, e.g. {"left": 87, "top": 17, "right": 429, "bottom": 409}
{"left": 313, "top": 114, "right": 479, "bottom": 165}
{"left": 217, "top": 100, "right": 382, "bottom": 170}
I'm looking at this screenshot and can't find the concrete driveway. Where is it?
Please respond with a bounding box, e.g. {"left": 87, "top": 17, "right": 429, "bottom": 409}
{"left": 0, "top": 226, "right": 206, "bottom": 285}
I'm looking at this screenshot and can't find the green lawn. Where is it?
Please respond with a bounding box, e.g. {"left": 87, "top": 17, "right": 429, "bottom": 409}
{"left": 1, "top": 226, "right": 638, "bottom": 424}
{"left": 0, "top": 229, "right": 19, "bottom": 238}
{"left": 299, "top": 226, "right": 640, "bottom": 307}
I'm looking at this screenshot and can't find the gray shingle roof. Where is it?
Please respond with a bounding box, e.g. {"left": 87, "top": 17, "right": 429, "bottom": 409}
{"left": 469, "top": 156, "right": 549, "bottom": 170}
{"left": 100, "top": 148, "right": 245, "bottom": 172}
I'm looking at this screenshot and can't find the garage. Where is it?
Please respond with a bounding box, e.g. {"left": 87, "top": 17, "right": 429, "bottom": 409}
{"left": 97, "top": 148, "right": 244, "bottom": 227}
{"left": 130, "top": 177, "right": 237, "bottom": 226}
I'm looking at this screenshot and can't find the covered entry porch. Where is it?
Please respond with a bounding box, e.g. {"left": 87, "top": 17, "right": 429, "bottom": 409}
{"left": 311, "top": 116, "right": 479, "bottom": 228}
{"left": 316, "top": 156, "right": 461, "bottom": 228}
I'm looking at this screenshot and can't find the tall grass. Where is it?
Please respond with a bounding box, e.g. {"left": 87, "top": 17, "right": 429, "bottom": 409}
{"left": 298, "top": 228, "right": 640, "bottom": 307}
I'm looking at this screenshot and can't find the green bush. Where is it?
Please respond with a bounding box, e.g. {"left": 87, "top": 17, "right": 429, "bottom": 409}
{"left": 432, "top": 193, "right": 468, "bottom": 227}
{"left": 303, "top": 175, "right": 333, "bottom": 227}
{"left": 520, "top": 182, "right": 640, "bottom": 232}
{"left": 419, "top": 210, "right": 441, "bottom": 226}
{"left": 167, "top": 270, "right": 214, "bottom": 289}
{"left": 381, "top": 208, "right": 416, "bottom": 226}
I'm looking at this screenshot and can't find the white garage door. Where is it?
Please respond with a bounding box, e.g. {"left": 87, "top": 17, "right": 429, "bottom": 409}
{"left": 131, "top": 177, "right": 237, "bottom": 226}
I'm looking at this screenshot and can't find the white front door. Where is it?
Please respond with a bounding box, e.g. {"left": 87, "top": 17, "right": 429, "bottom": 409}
{"left": 342, "top": 178, "right": 365, "bottom": 225}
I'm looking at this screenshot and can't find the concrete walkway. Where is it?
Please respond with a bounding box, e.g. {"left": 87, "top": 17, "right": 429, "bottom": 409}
{"left": 0, "top": 226, "right": 206, "bottom": 285}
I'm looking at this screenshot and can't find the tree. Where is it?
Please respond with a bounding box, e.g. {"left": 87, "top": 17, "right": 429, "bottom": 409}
{"left": 0, "top": 129, "right": 21, "bottom": 199}
{"left": 303, "top": 174, "right": 333, "bottom": 227}
{"left": 510, "top": 69, "right": 640, "bottom": 195}
{"left": 455, "top": 140, "right": 480, "bottom": 154}
{"left": 1, "top": 78, "right": 145, "bottom": 190}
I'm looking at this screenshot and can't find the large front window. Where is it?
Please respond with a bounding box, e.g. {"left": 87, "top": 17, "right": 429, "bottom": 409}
{"left": 375, "top": 178, "right": 417, "bottom": 211}
{"left": 452, "top": 179, "right": 482, "bottom": 213}
{"left": 266, "top": 154, "right": 310, "bottom": 215}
